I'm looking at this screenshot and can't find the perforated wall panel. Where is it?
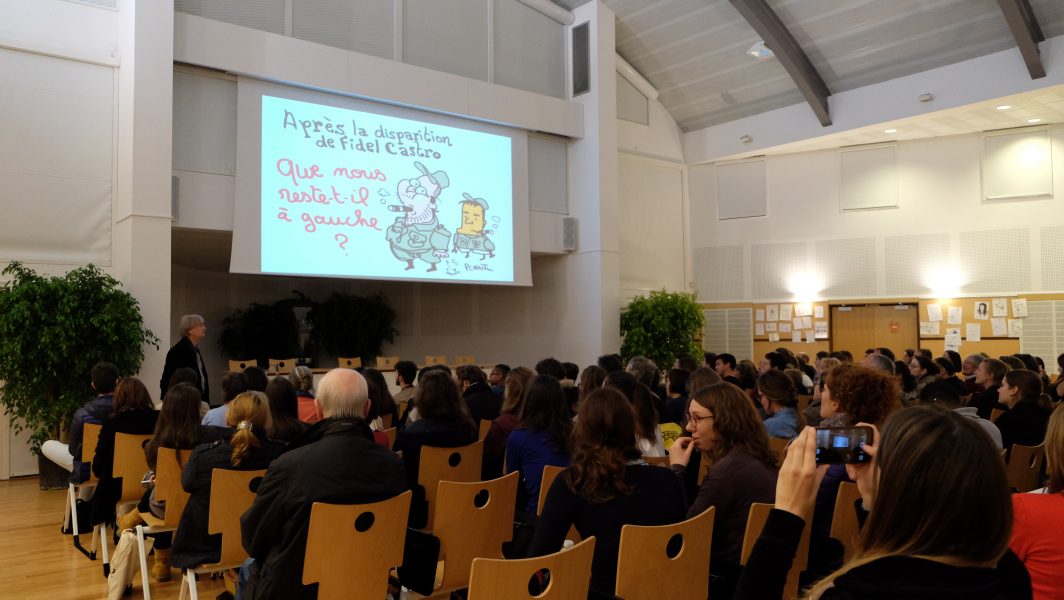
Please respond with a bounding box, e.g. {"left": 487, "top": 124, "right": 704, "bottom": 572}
{"left": 175, "top": 0, "right": 286, "bottom": 34}
{"left": 420, "top": 284, "right": 474, "bottom": 336}
{"left": 751, "top": 242, "right": 806, "bottom": 300}
{"left": 1042, "top": 226, "right": 1064, "bottom": 292}
{"left": 292, "top": 0, "right": 394, "bottom": 59}
{"left": 960, "top": 228, "right": 1030, "bottom": 294}
{"left": 884, "top": 233, "right": 950, "bottom": 296}
{"left": 816, "top": 238, "right": 876, "bottom": 298}
{"left": 479, "top": 284, "right": 530, "bottom": 336}
{"left": 693, "top": 246, "right": 744, "bottom": 301}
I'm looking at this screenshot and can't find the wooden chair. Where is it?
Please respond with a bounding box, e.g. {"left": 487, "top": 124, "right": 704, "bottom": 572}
{"left": 642, "top": 455, "right": 669, "bottom": 466}
{"left": 66, "top": 422, "right": 102, "bottom": 559}
{"left": 302, "top": 491, "right": 412, "bottom": 600}
{"left": 697, "top": 452, "right": 712, "bottom": 486}
{"left": 418, "top": 441, "right": 484, "bottom": 530}
{"left": 741, "top": 502, "right": 811, "bottom": 600}
{"left": 396, "top": 399, "right": 409, "bottom": 421}
{"left": 478, "top": 419, "right": 492, "bottom": 441}
{"left": 453, "top": 355, "right": 477, "bottom": 366}
{"left": 425, "top": 355, "right": 448, "bottom": 367}
{"left": 380, "top": 413, "right": 393, "bottom": 430}
{"left": 337, "top": 356, "right": 362, "bottom": 369}
{"left": 383, "top": 427, "right": 397, "bottom": 449}
{"left": 98, "top": 432, "right": 153, "bottom": 577}
{"left": 376, "top": 356, "right": 399, "bottom": 370}
{"left": 828, "top": 481, "right": 862, "bottom": 561}
{"left": 768, "top": 437, "right": 791, "bottom": 465}
{"left": 537, "top": 465, "right": 580, "bottom": 543}
{"left": 797, "top": 394, "right": 812, "bottom": 414}
{"left": 269, "top": 358, "right": 296, "bottom": 374}
{"left": 134, "top": 447, "right": 192, "bottom": 600}
{"left": 990, "top": 408, "right": 1005, "bottom": 422}
{"left": 467, "top": 536, "right": 596, "bottom": 599}
{"left": 615, "top": 507, "right": 714, "bottom": 600}
{"left": 227, "top": 359, "right": 254, "bottom": 372}
{"left": 959, "top": 393, "right": 972, "bottom": 406}
{"left": 1006, "top": 443, "right": 1046, "bottom": 492}
{"left": 428, "top": 472, "right": 518, "bottom": 598}
{"left": 183, "top": 468, "right": 267, "bottom": 600}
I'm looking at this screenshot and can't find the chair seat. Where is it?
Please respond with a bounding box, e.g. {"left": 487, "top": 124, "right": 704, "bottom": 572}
{"left": 139, "top": 511, "right": 165, "bottom": 529}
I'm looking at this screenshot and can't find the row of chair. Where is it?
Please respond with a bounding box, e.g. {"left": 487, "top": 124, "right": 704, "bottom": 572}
{"left": 226, "top": 355, "right": 483, "bottom": 375}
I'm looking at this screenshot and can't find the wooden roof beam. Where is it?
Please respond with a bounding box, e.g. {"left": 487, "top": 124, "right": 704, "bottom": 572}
{"left": 997, "top": 0, "right": 1046, "bottom": 79}
{"left": 730, "top": 0, "right": 832, "bottom": 127}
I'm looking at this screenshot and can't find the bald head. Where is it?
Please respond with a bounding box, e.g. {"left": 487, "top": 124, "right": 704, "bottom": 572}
{"left": 316, "top": 369, "right": 369, "bottom": 419}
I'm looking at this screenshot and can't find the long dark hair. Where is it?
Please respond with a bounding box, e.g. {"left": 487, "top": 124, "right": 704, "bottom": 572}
{"left": 1003, "top": 369, "right": 1052, "bottom": 411}
{"left": 690, "top": 383, "right": 777, "bottom": 469}
{"left": 145, "top": 383, "right": 202, "bottom": 469}
{"left": 265, "top": 377, "right": 304, "bottom": 443}
{"left": 113, "top": 377, "right": 154, "bottom": 413}
{"left": 758, "top": 369, "right": 806, "bottom": 430}
{"left": 566, "top": 387, "right": 641, "bottom": 503}
{"left": 363, "top": 368, "right": 397, "bottom": 420}
{"left": 415, "top": 370, "right": 475, "bottom": 434}
{"left": 519, "top": 375, "right": 573, "bottom": 455}
{"left": 603, "top": 371, "right": 659, "bottom": 443}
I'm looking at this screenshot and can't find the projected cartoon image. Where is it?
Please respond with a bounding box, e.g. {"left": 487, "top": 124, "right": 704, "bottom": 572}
{"left": 385, "top": 162, "right": 453, "bottom": 272}
{"left": 454, "top": 193, "right": 495, "bottom": 260}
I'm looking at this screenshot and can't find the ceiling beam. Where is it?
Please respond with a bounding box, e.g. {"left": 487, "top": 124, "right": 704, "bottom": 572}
{"left": 996, "top": 0, "right": 1046, "bottom": 79}
{"left": 729, "top": 0, "right": 831, "bottom": 126}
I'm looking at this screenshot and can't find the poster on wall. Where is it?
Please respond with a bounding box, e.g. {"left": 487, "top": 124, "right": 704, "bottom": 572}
{"left": 1012, "top": 298, "right": 1028, "bottom": 318}
{"left": 926, "top": 304, "right": 942, "bottom": 322}
{"left": 966, "top": 323, "right": 982, "bottom": 341}
{"left": 814, "top": 321, "right": 829, "bottom": 339}
{"left": 755, "top": 309, "right": 765, "bottom": 321}
{"left": 992, "top": 298, "right": 1007, "bottom": 317}
{"left": 919, "top": 321, "right": 940, "bottom": 336}
{"left": 755, "top": 323, "right": 765, "bottom": 336}
{"left": 974, "top": 301, "right": 989, "bottom": 320}
{"left": 1008, "top": 319, "right": 1023, "bottom": 338}
{"left": 780, "top": 304, "right": 793, "bottom": 322}
{"left": 991, "top": 317, "right": 1007, "bottom": 337}
{"left": 947, "top": 306, "right": 962, "bottom": 325}
{"left": 766, "top": 305, "right": 779, "bottom": 321}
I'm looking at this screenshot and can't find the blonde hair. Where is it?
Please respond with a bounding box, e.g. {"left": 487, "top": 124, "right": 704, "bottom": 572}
{"left": 289, "top": 365, "right": 314, "bottom": 392}
{"left": 226, "top": 391, "right": 269, "bottom": 466}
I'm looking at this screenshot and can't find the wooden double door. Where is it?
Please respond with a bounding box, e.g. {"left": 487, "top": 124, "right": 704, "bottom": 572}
{"left": 831, "top": 304, "right": 918, "bottom": 359}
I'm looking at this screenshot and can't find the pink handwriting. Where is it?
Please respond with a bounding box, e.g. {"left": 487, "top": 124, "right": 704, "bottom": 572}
{"left": 332, "top": 166, "right": 387, "bottom": 182}
{"left": 276, "top": 158, "right": 322, "bottom": 187}
{"left": 300, "top": 209, "right": 381, "bottom": 233}
{"left": 278, "top": 185, "right": 370, "bottom": 206}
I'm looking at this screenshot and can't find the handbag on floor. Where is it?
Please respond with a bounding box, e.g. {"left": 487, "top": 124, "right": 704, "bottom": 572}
{"left": 107, "top": 529, "right": 153, "bottom": 600}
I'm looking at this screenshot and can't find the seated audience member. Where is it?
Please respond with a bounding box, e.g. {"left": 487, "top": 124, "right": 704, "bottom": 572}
{"left": 402, "top": 364, "right": 452, "bottom": 425}
{"left": 393, "top": 360, "right": 418, "bottom": 422}
{"left": 996, "top": 369, "right": 1053, "bottom": 457}
{"left": 289, "top": 365, "right": 320, "bottom": 424}
{"left": 669, "top": 382, "right": 778, "bottom": 597}
{"left": 172, "top": 392, "right": 284, "bottom": 571}
{"left": 675, "top": 355, "right": 699, "bottom": 372}
{"left": 562, "top": 361, "right": 580, "bottom": 386}
{"left": 874, "top": 347, "right": 896, "bottom": 361}
{"left": 760, "top": 352, "right": 788, "bottom": 374}
{"left": 604, "top": 371, "right": 665, "bottom": 457}
{"left": 962, "top": 353, "right": 984, "bottom": 381}
{"left": 41, "top": 361, "right": 118, "bottom": 483}
{"left": 664, "top": 367, "right": 690, "bottom": 425}
{"left": 687, "top": 366, "right": 722, "bottom": 397}
{"left": 364, "top": 380, "right": 394, "bottom": 447}
{"left": 758, "top": 370, "right": 803, "bottom": 439}
{"left": 714, "top": 353, "right": 741, "bottom": 386}
{"left": 264, "top": 377, "right": 307, "bottom": 444}
{"left": 91, "top": 377, "right": 159, "bottom": 527}
{"left": 242, "top": 366, "right": 269, "bottom": 393}
{"left": 919, "top": 380, "right": 1002, "bottom": 450}
{"left": 861, "top": 352, "right": 895, "bottom": 375}
{"left": 597, "top": 353, "right": 624, "bottom": 374}
{"left": 507, "top": 374, "right": 574, "bottom": 515}
{"left": 735, "top": 406, "right": 1029, "bottom": 599}
{"left": 530, "top": 388, "right": 686, "bottom": 597}
{"left": 202, "top": 371, "right": 249, "bottom": 427}
{"left": 626, "top": 355, "right": 664, "bottom": 399}
{"left": 120, "top": 383, "right": 223, "bottom": 581}
{"left": 167, "top": 367, "right": 210, "bottom": 416}
{"left": 241, "top": 370, "right": 406, "bottom": 600}
{"left": 1016, "top": 353, "right": 1041, "bottom": 374}
{"left": 702, "top": 352, "right": 718, "bottom": 369}
{"left": 784, "top": 368, "right": 810, "bottom": 395}
{"left": 1011, "top": 404, "right": 1064, "bottom": 600}
{"left": 970, "top": 357, "right": 1011, "bottom": 420}
{"left": 1035, "top": 356, "right": 1052, "bottom": 393}
{"left": 362, "top": 367, "right": 399, "bottom": 427}
{"left": 804, "top": 358, "right": 841, "bottom": 427}
{"left": 1000, "top": 355, "right": 1027, "bottom": 371}
{"left": 933, "top": 356, "right": 966, "bottom": 398}
{"left": 915, "top": 348, "right": 933, "bottom": 359}
{"left": 578, "top": 365, "right": 608, "bottom": 407}
{"left": 488, "top": 363, "right": 510, "bottom": 396}
{"left": 393, "top": 369, "right": 477, "bottom": 528}
{"left": 796, "top": 352, "right": 818, "bottom": 383}
{"left": 735, "top": 361, "right": 759, "bottom": 391}
{"left": 457, "top": 364, "right": 500, "bottom": 423}
{"left": 537, "top": 357, "right": 580, "bottom": 411}
{"left": 894, "top": 360, "right": 916, "bottom": 398}
{"left": 944, "top": 349, "right": 963, "bottom": 374}
{"left": 1051, "top": 353, "right": 1064, "bottom": 403}
{"left": 903, "top": 355, "right": 939, "bottom": 404}
{"left": 483, "top": 367, "right": 534, "bottom": 480}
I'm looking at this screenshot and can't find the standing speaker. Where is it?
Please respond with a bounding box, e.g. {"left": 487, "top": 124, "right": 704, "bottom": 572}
{"left": 562, "top": 217, "right": 577, "bottom": 251}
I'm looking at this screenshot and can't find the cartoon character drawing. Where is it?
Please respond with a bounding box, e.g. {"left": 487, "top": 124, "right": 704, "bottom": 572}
{"left": 385, "top": 162, "right": 452, "bottom": 272}
{"left": 453, "top": 193, "right": 495, "bottom": 260}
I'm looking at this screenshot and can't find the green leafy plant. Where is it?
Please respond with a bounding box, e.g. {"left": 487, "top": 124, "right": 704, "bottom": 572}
{"left": 0, "top": 262, "right": 158, "bottom": 451}
{"left": 310, "top": 292, "right": 398, "bottom": 362}
{"left": 218, "top": 299, "right": 300, "bottom": 364}
{"left": 620, "top": 290, "right": 705, "bottom": 371}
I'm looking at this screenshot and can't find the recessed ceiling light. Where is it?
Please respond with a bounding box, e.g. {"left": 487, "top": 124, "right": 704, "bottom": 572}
{"left": 747, "top": 40, "right": 774, "bottom": 59}
{"left": 1028, "top": 118, "right": 1042, "bottom": 123}
{"left": 996, "top": 105, "right": 1012, "bottom": 110}
{"left": 884, "top": 128, "right": 897, "bottom": 133}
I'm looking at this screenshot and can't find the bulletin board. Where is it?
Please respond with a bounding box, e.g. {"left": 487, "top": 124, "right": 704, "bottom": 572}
{"left": 916, "top": 296, "right": 1026, "bottom": 357}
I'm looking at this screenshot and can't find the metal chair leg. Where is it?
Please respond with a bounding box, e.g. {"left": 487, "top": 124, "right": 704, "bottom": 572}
{"left": 136, "top": 525, "right": 152, "bottom": 600}
{"left": 99, "top": 523, "right": 111, "bottom": 577}
{"left": 186, "top": 569, "right": 200, "bottom": 600}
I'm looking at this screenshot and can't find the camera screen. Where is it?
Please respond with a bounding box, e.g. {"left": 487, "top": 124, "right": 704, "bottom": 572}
{"left": 815, "top": 427, "right": 872, "bottom": 464}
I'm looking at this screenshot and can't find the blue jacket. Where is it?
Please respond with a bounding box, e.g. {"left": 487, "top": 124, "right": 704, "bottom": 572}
{"left": 67, "top": 394, "right": 114, "bottom": 483}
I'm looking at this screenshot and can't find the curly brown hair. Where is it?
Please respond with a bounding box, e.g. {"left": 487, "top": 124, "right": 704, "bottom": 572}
{"left": 825, "top": 364, "right": 900, "bottom": 426}
{"left": 566, "top": 387, "right": 641, "bottom": 503}
{"left": 690, "top": 383, "right": 777, "bottom": 469}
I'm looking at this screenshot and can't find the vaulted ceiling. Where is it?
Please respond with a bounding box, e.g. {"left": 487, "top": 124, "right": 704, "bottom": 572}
{"left": 553, "top": 0, "right": 1064, "bottom": 132}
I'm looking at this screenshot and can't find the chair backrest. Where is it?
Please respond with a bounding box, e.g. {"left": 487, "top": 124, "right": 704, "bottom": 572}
{"left": 337, "top": 356, "right": 362, "bottom": 369}
{"left": 615, "top": 507, "right": 714, "bottom": 600}
{"left": 828, "top": 481, "right": 862, "bottom": 561}
{"left": 467, "top": 535, "right": 596, "bottom": 600}
{"left": 228, "top": 359, "right": 254, "bottom": 372}
{"left": 1007, "top": 443, "right": 1046, "bottom": 492}
{"left": 797, "top": 394, "right": 812, "bottom": 414}
{"left": 376, "top": 356, "right": 399, "bottom": 370}
{"left": 81, "top": 422, "right": 103, "bottom": 484}
{"left": 741, "top": 502, "right": 811, "bottom": 600}
{"left": 768, "top": 437, "right": 790, "bottom": 465}
{"left": 537, "top": 465, "right": 566, "bottom": 516}
{"left": 269, "top": 358, "right": 296, "bottom": 374}
{"left": 380, "top": 413, "right": 393, "bottom": 430}
{"left": 303, "top": 491, "right": 412, "bottom": 600}
{"left": 425, "top": 355, "right": 448, "bottom": 367}
{"left": 697, "top": 453, "right": 712, "bottom": 486}
{"left": 478, "top": 419, "right": 492, "bottom": 441}
{"left": 990, "top": 408, "right": 1005, "bottom": 423}
{"left": 205, "top": 468, "right": 267, "bottom": 569}
{"left": 383, "top": 427, "right": 397, "bottom": 449}
{"left": 433, "top": 472, "right": 518, "bottom": 593}
{"left": 959, "top": 393, "right": 972, "bottom": 406}
{"left": 154, "top": 447, "right": 193, "bottom": 528}
{"left": 419, "top": 441, "right": 484, "bottom": 528}
{"left": 112, "top": 432, "right": 153, "bottom": 504}
{"left": 642, "top": 455, "right": 669, "bottom": 467}
{"left": 454, "top": 355, "right": 477, "bottom": 366}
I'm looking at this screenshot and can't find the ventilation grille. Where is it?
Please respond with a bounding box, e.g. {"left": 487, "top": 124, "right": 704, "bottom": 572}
{"left": 884, "top": 233, "right": 949, "bottom": 296}
{"left": 816, "top": 238, "right": 876, "bottom": 297}
{"left": 960, "top": 228, "right": 1030, "bottom": 294}
{"left": 702, "top": 308, "right": 753, "bottom": 361}
{"left": 1021, "top": 300, "right": 1064, "bottom": 376}
{"left": 694, "top": 246, "right": 744, "bottom": 301}
{"left": 1042, "top": 226, "right": 1064, "bottom": 292}
{"left": 291, "top": 0, "right": 394, "bottom": 59}
{"left": 175, "top": 0, "right": 286, "bottom": 34}
{"left": 751, "top": 242, "right": 806, "bottom": 300}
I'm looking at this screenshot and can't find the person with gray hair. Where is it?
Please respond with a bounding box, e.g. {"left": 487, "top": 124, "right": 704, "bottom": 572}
{"left": 240, "top": 368, "right": 405, "bottom": 600}
{"left": 626, "top": 356, "right": 661, "bottom": 390}
{"left": 160, "top": 314, "right": 209, "bottom": 405}
{"left": 861, "top": 353, "right": 895, "bottom": 375}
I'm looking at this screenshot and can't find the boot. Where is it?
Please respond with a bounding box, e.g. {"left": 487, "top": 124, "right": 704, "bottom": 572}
{"left": 117, "top": 510, "right": 143, "bottom": 532}
{"left": 152, "top": 548, "right": 172, "bottom": 582}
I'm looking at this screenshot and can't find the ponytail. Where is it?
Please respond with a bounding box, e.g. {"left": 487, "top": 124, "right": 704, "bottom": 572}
{"left": 225, "top": 391, "right": 269, "bottom": 466}
{"left": 230, "top": 420, "right": 261, "bottom": 466}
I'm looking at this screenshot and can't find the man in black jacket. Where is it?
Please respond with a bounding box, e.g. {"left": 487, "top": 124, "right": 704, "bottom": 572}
{"left": 240, "top": 369, "right": 406, "bottom": 600}
{"left": 159, "top": 314, "right": 210, "bottom": 405}
{"left": 457, "top": 364, "right": 501, "bottom": 423}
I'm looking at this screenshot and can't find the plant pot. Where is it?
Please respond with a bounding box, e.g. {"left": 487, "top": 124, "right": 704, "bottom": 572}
{"left": 38, "top": 453, "right": 69, "bottom": 490}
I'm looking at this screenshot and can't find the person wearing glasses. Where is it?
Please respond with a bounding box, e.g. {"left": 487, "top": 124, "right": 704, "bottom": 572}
{"left": 669, "top": 381, "right": 779, "bottom": 599}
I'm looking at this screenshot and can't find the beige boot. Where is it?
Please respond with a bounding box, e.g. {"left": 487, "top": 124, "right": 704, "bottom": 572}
{"left": 116, "top": 510, "right": 143, "bottom": 532}
{"left": 152, "top": 548, "right": 172, "bottom": 582}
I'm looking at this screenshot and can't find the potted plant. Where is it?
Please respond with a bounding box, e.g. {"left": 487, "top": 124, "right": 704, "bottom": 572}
{"left": 0, "top": 262, "right": 158, "bottom": 488}
{"left": 620, "top": 290, "right": 705, "bottom": 371}
{"left": 310, "top": 292, "right": 398, "bottom": 364}
{"left": 217, "top": 298, "right": 301, "bottom": 366}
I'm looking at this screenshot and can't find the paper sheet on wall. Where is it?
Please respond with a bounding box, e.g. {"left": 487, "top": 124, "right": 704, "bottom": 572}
{"left": 768, "top": 332, "right": 780, "bottom": 342}
{"left": 766, "top": 305, "right": 779, "bottom": 321}
{"left": 991, "top": 317, "right": 1007, "bottom": 336}
{"left": 1011, "top": 298, "right": 1028, "bottom": 318}
{"left": 780, "top": 304, "right": 793, "bottom": 321}
{"left": 792, "top": 330, "right": 802, "bottom": 343}
{"left": 780, "top": 323, "right": 792, "bottom": 334}
{"left": 755, "top": 309, "right": 765, "bottom": 322}
{"left": 766, "top": 322, "right": 778, "bottom": 333}
{"left": 992, "top": 298, "right": 1007, "bottom": 317}
{"left": 1008, "top": 319, "right": 1023, "bottom": 338}
{"left": 794, "top": 303, "right": 812, "bottom": 317}
{"left": 966, "top": 323, "right": 982, "bottom": 341}
{"left": 805, "top": 330, "right": 815, "bottom": 343}
{"left": 926, "top": 304, "right": 943, "bottom": 322}
{"left": 792, "top": 317, "right": 803, "bottom": 331}
{"left": 973, "top": 301, "right": 989, "bottom": 320}
{"left": 755, "top": 323, "right": 765, "bottom": 336}
{"left": 947, "top": 306, "right": 962, "bottom": 325}
{"left": 944, "top": 331, "right": 962, "bottom": 352}
{"left": 802, "top": 316, "right": 813, "bottom": 329}
{"left": 814, "top": 321, "right": 828, "bottom": 339}
{"left": 814, "top": 305, "right": 825, "bottom": 319}
{"left": 919, "top": 321, "right": 940, "bottom": 335}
